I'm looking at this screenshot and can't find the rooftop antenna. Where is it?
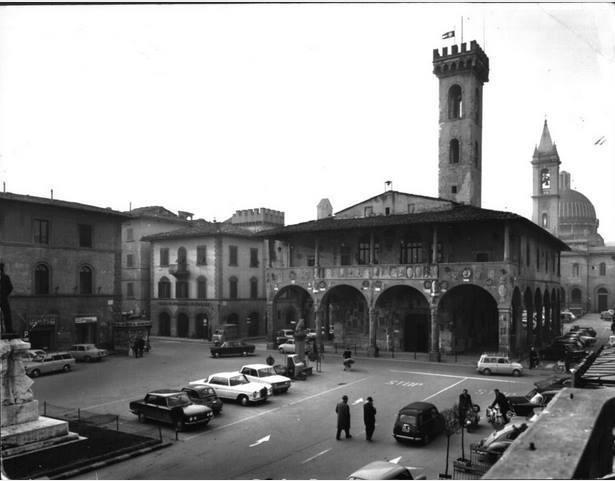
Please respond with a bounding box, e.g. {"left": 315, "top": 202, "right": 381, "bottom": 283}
{"left": 129, "top": 201, "right": 132, "bottom": 212}
{"left": 50, "top": 189, "right": 53, "bottom": 200}
{"left": 385, "top": 180, "right": 393, "bottom": 192}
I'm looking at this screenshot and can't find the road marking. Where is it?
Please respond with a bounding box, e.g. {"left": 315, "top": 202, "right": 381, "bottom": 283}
{"left": 390, "top": 456, "right": 402, "bottom": 464}
{"left": 301, "top": 448, "right": 331, "bottom": 464}
{"left": 250, "top": 434, "right": 271, "bottom": 447}
{"left": 390, "top": 370, "right": 523, "bottom": 383}
{"left": 352, "top": 397, "right": 364, "bottom": 405}
{"left": 423, "top": 377, "right": 467, "bottom": 401}
{"left": 84, "top": 397, "right": 136, "bottom": 410}
{"left": 287, "top": 377, "right": 370, "bottom": 406}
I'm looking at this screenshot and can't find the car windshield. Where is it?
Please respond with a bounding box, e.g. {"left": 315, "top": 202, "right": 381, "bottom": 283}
{"left": 256, "top": 367, "right": 275, "bottom": 377}
{"left": 399, "top": 413, "right": 418, "bottom": 426}
{"left": 167, "top": 393, "right": 191, "bottom": 407}
{"left": 197, "top": 387, "right": 215, "bottom": 397}
{"left": 229, "top": 375, "right": 249, "bottom": 386}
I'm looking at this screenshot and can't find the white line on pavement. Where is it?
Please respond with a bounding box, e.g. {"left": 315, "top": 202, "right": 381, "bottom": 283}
{"left": 301, "top": 448, "right": 331, "bottom": 464}
{"left": 390, "top": 370, "right": 524, "bottom": 383}
{"left": 423, "top": 377, "right": 467, "bottom": 401}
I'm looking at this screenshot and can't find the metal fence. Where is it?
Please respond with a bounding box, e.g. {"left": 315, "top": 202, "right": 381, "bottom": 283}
{"left": 451, "top": 444, "right": 494, "bottom": 480}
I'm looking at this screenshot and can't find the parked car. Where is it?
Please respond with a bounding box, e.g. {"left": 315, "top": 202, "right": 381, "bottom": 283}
{"left": 559, "top": 330, "right": 595, "bottom": 347}
{"left": 568, "top": 325, "right": 597, "bottom": 338}
{"left": 393, "top": 401, "right": 445, "bottom": 445}
{"left": 210, "top": 340, "right": 255, "bottom": 358}
{"left": 239, "top": 363, "right": 292, "bottom": 394}
{"left": 129, "top": 389, "right": 213, "bottom": 431}
{"left": 275, "top": 329, "right": 295, "bottom": 346}
{"left": 69, "top": 344, "right": 108, "bottom": 362}
{"left": 305, "top": 328, "right": 318, "bottom": 340}
{"left": 278, "top": 338, "right": 313, "bottom": 354}
{"left": 25, "top": 352, "right": 76, "bottom": 377}
{"left": 476, "top": 420, "right": 531, "bottom": 463}
{"left": 539, "top": 341, "right": 587, "bottom": 362}
{"left": 24, "top": 349, "right": 47, "bottom": 361}
{"left": 348, "top": 460, "right": 425, "bottom": 480}
{"left": 600, "top": 309, "right": 614, "bottom": 321}
{"left": 181, "top": 385, "right": 223, "bottom": 415}
{"left": 189, "top": 372, "right": 272, "bottom": 406}
{"left": 506, "top": 388, "right": 558, "bottom": 416}
{"left": 560, "top": 310, "right": 577, "bottom": 323}
{"left": 212, "top": 323, "right": 239, "bottom": 345}
{"left": 477, "top": 353, "right": 523, "bottom": 376}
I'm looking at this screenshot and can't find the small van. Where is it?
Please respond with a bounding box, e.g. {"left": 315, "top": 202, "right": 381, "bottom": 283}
{"left": 25, "top": 352, "right": 76, "bottom": 377}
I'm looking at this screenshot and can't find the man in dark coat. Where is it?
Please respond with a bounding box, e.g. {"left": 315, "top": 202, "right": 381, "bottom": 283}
{"left": 529, "top": 346, "right": 539, "bottom": 369}
{"left": 458, "top": 389, "right": 473, "bottom": 422}
{"left": 335, "top": 395, "right": 351, "bottom": 440}
{"left": 0, "top": 263, "right": 14, "bottom": 334}
{"left": 363, "top": 396, "right": 376, "bottom": 441}
{"left": 489, "top": 388, "right": 511, "bottom": 422}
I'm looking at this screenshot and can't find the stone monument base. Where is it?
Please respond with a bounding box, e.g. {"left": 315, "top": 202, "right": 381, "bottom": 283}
{"left": 1, "top": 415, "right": 81, "bottom": 459}
{"left": 1, "top": 399, "right": 39, "bottom": 427}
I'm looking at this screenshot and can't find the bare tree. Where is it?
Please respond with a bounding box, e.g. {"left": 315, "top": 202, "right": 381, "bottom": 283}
{"left": 440, "top": 407, "right": 460, "bottom": 479}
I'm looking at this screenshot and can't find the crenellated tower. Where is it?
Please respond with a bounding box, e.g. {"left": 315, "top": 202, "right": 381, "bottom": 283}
{"left": 531, "top": 119, "right": 561, "bottom": 236}
{"left": 433, "top": 40, "right": 489, "bottom": 207}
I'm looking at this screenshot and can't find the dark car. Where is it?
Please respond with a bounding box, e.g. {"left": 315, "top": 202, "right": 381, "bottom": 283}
{"left": 568, "top": 325, "right": 597, "bottom": 337}
{"left": 476, "top": 421, "right": 530, "bottom": 464}
{"left": 181, "top": 385, "right": 223, "bottom": 415}
{"left": 393, "top": 401, "right": 445, "bottom": 445}
{"left": 506, "top": 388, "right": 558, "bottom": 416}
{"left": 129, "top": 389, "right": 213, "bottom": 431}
{"left": 539, "top": 341, "right": 587, "bottom": 362}
{"left": 210, "top": 340, "right": 256, "bottom": 358}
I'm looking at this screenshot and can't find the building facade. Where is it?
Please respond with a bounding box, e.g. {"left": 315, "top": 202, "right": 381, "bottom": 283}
{"left": 145, "top": 209, "right": 284, "bottom": 340}
{"left": 530, "top": 121, "right": 615, "bottom": 315}
{"left": 259, "top": 41, "right": 569, "bottom": 358}
{"left": 0, "top": 192, "right": 127, "bottom": 350}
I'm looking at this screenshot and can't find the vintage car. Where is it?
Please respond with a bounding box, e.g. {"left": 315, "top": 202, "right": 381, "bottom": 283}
{"left": 129, "top": 389, "right": 213, "bottom": 431}
{"left": 539, "top": 340, "right": 588, "bottom": 361}
{"left": 560, "top": 310, "right": 577, "bottom": 323}
{"left": 278, "top": 338, "right": 313, "bottom": 354}
{"left": 189, "top": 372, "right": 272, "bottom": 405}
{"left": 348, "top": 460, "right": 425, "bottom": 480}
{"left": 476, "top": 420, "right": 531, "bottom": 463}
{"left": 393, "top": 401, "right": 445, "bottom": 445}
{"left": 181, "top": 385, "right": 223, "bottom": 415}
{"left": 275, "top": 329, "right": 295, "bottom": 346}
{"left": 25, "top": 352, "right": 76, "bottom": 377}
{"left": 506, "top": 388, "right": 558, "bottom": 416}
{"left": 239, "top": 363, "right": 292, "bottom": 394}
{"left": 600, "top": 309, "right": 614, "bottom": 321}
{"left": 210, "top": 340, "right": 255, "bottom": 358}
{"left": 69, "top": 344, "right": 109, "bottom": 362}
{"left": 477, "top": 353, "right": 523, "bottom": 376}
{"left": 24, "top": 349, "right": 47, "bottom": 361}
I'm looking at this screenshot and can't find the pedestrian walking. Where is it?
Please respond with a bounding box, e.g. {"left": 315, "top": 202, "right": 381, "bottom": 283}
{"left": 133, "top": 340, "right": 139, "bottom": 358}
{"left": 529, "top": 346, "right": 539, "bottom": 369}
{"left": 137, "top": 337, "right": 145, "bottom": 358}
{"left": 335, "top": 395, "right": 351, "bottom": 440}
{"left": 363, "top": 396, "right": 376, "bottom": 441}
{"left": 458, "top": 388, "right": 473, "bottom": 422}
{"left": 489, "top": 388, "right": 511, "bottom": 423}
{"left": 0, "top": 262, "right": 14, "bottom": 334}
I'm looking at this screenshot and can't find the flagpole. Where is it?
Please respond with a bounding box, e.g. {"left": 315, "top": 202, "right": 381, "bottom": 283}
{"left": 461, "top": 16, "right": 464, "bottom": 44}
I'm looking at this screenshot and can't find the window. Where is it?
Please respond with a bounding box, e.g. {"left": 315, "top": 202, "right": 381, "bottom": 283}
{"left": 448, "top": 84, "right": 462, "bottom": 119}
{"left": 250, "top": 248, "right": 259, "bottom": 268}
{"left": 160, "top": 248, "right": 169, "bottom": 267}
{"left": 307, "top": 255, "right": 315, "bottom": 267}
{"left": 572, "top": 263, "right": 580, "bottom": 277}
{"left": 229, "top": 246, "right": 238, "bottom": 266}
{"left": 197, "top": 246, "right": 207, "bottom": 265}
{"left": 385, "top": 207, "right": 391, "bottom": 215}
{"left": 451, "top": 186, "right": 458, "bottom": 194}
{"left": 126, "top": 254, "right": 134, "bottom": 268}
{"left": 197, "top": 276, "right": 207, "bottom": 299}
{"left": 177, "top": 247, "right": 187, "bottom": 266}
{"left": 449, "top": 139, "right": 460, "bottom": 163}
{"left": 526, "top": 240, "right": 530, "bottom": 267}
{"left": 476, "top": 252, "right": 489, "bottom": 262}
{"left": 126, "top": 282, "right": 134, "bottom": 298}
{"left": 599, "top": 262, "right": 606, "bottom": 276}
{"left": 542, "top": 213, "right": 549, "bottom": 228}
{"left": 176, "top": 280, "right": 189, "bottom": 299}
{"left": 158, "top": 276, "right": 171, "bottom": 299}
{"left": 407, "top": 204, "right": 415, "bottom": 214}
{"left": 358, "top": 240, "right": 370, "bottom": 265}
{"left": 34, "top": 263, "right": 50, "bottom": 295}
{"left": 229, "top": 277, "right": 238, "bottom": 299}
{"left": 126, "top": 227, "right": 134, "bottom": 242}
{"left": 373, "top": 241, "right": 380, "bottom": 264}
{"left": 536, "top": 247, "right": 540, "bottom": 270}
{"left": 250, "top": 277, "right": 258, "bottom": 299}
{"left": 78, "top": 224, "right": 92, "bottom": 248}
{"left": 364, "top": 206, "right": 373, "bottom": 216}
{"left": 79, "top": 265, "right": 93, "bottom": 294}
{"left": 340, "top": 245, "right": 351, "bottom": 266}
{"left": 33, "top": 219, "right": 49, "bottom": 244}
{"left": 540, "top": 169, "right": 551, "bottom": 193}
{"left": 400, "top": 241, "right": 423, "bottom": 264}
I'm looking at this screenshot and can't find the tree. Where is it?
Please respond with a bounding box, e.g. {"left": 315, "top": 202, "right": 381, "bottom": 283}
{"left": 440, "top": 407, "right": 460, "bottom": 478}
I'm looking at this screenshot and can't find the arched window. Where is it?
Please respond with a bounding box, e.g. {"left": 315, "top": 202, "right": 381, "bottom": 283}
{"left": 571, "top": 288, "right": 582, "bottom": 304}
{"left": 158, "top": 312, "right": 171, "bottom": 336}
{"left": 542, "top": 213, "right": 549, "bottom": 228}
{"left": 250, "top": 277, "right": 258, "bottom": 299}
{"left": 229, "top": 276, "right": 238, "bottom": 299}
{"left": 176, "top": 280, "right": 189, "bottom": 299}
{"left": 197, "top": 276, "right": 207, "bottom": 299}
{"left": 79, "top": 265, "right": 93, "bottom": 294}
{"left": 35, "top": 263, "right": 50, "bottom": 295}
{"left": 448, "top": 84, "right": 462, "bottom": 119}
{"left": 599, "top": 262, "right": 606, "bottom": 276}
{"left": 158, "top": 276, "right": 171, "bottom": 299}
{"left": 449, "top": 139, "right": 460, "bottom": 164}
{"left": 572, "top": 263, "right": 580, "bottom": 277}
{"left": 540, "top": 169, "right": 551, "bottom": 193}
{"left": 177, "top": 247, "right": 187, "bottom": 266}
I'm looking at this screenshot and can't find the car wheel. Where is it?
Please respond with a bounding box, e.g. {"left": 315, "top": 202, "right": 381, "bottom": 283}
{"left": 242, "top": 351, "right": 248, "bottom": 357}
{"left": 239, "top": 395, "right": 249, "bottom": 406}
{"left": 63, "top": 364, "right": 71, "bottom": 372}
{"left": 30, "top": 369, "right": 41, "bottom": 378}
{"left": 214, "top": 352, "right": 220, "bottom": 358}
{"left": 512, "top": 369, "right": 521, "bottom": 377}
{"left": 84, "top": 355, "right": 92, "bottom": 362}
{"left": 175, "top": 420, "right": 184, "bottom": 432}
{"left": 482, "top": 368, "right": 492, "bottom": 376}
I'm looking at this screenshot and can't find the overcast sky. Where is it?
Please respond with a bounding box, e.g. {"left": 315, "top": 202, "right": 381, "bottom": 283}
{"left": 1, "top": 3, "right": 614, "bottom": 242}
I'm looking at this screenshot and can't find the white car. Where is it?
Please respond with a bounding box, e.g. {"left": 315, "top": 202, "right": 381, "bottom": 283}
{"left": 477, "top": 353, "right": 523, "bottom": 377}
{"left": 278, "top": 339, "right": 297, "bottom": 353}
{"left": 69, "top": 344, "right": 109, "bottom": 362}
{"left": 189, "top": 372, "right": 272, "bottom": 406}
{"left": 25, "top": 352, "right": 76, "bottom": 377}
{"left": 239, "top": 364, "right": 292, "bottom": 394}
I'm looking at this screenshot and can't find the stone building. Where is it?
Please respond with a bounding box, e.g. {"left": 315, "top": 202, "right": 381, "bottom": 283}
{"left": 0, "top": 192, "right": 128, "bottom": 350}
{"left": 531, "top": 120, "right": 615, "bottom": 315}
{"left": 144, "top": 209, "right": 284, "bottom": 339}
{"left": 258, "top": 41, "right": 569, "bottom": 358}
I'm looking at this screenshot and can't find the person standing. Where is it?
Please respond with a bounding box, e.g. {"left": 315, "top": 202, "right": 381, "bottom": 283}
{"left": 458, "top": 388, "right": 473, "bottom": 421}
{"left": 529, "top": 346, "right": 539, "bottom": 369}
{"left": 363, "top": 396, "right": 376, "bottom": 441}
{"left": 0, "top": 263, "right": 14, "bottom": 334}
{"left": 335, "top": 395, "right": 351, "bottom": 440}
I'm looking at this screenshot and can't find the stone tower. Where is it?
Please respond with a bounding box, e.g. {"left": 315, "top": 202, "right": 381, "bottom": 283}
{"left": 531, "top": 119, "right": 561, "bottom": 236}
{"left": 433, "top": 40, "right": 489, "bottom": 206}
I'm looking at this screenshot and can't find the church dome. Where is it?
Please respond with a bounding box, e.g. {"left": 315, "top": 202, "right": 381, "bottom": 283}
{"left": 559, "top": 188, "right": 597, "bottom": 222}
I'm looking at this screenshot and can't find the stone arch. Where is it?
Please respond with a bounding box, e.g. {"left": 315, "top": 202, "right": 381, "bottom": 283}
{"left": 523, "top": 287, "right": 534, "bottom": 347}
{"left": 272, "top": 285, "right": 314, "bottom": 332}
{"left": 511, "top": 287, "right": 523, "bottom": 355}
{"left": 543, "top": 290, "right": 552, "bottom": 341}
{"left": 374, "top": 285, "right": 429, "bottom": 352}
{"left": 438, "top": 284, "right": 499, "bottom": 354}
{"left": 320, "top": 285, "right": 368, "bottom": 346}
{"left": 158, "top": 311, "right": 171, "bottom": 336}
{"left": 34, "top": 262, "right": 51, "bottom": 295}
{"left": 177, "top": 312, "right": 189, "bottom": 338}
{"left": 195, "top": 312, "right": 209, "bottom": 339}
{"left": 597, "top": 286, "right": 609, "bottom": 312}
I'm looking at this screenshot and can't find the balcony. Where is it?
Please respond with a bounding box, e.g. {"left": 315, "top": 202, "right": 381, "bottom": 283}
{"left": 169, "top": 262, "right": 190, "bottom": 279}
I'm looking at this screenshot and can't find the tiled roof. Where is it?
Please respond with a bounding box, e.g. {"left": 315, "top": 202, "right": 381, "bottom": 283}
{"left": 0, "top": 191, "right": 129, "bottom": 218}
{"left": 142, "top": 219, "right": 254, "bottom": 241}
{"left": 124, "top": 206, "right": 186, "bottom": 222}
{"left": 257, "top": 204, "right": 570, "bottom": 250}
{"left": 335, "top": 190, "right": 453, "bottom": 215}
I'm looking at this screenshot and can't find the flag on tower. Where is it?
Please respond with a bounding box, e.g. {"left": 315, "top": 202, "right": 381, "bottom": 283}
{"left": 442, "top": 30, "right": 455, "bottom": 39}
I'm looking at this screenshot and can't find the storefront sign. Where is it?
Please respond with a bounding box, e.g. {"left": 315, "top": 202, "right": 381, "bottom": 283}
{"left": 75, "top": 316, "right": 98, "bottom": 324}
{"left": 28, "top": 315, "right": 57, "bottom": 327}
{"left": 114, "top": 320, "right": 152, "bottom": 328}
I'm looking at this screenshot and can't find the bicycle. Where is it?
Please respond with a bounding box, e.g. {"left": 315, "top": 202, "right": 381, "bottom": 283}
{"left": 553, "top": 360, "right": 566, "bottom": 373}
